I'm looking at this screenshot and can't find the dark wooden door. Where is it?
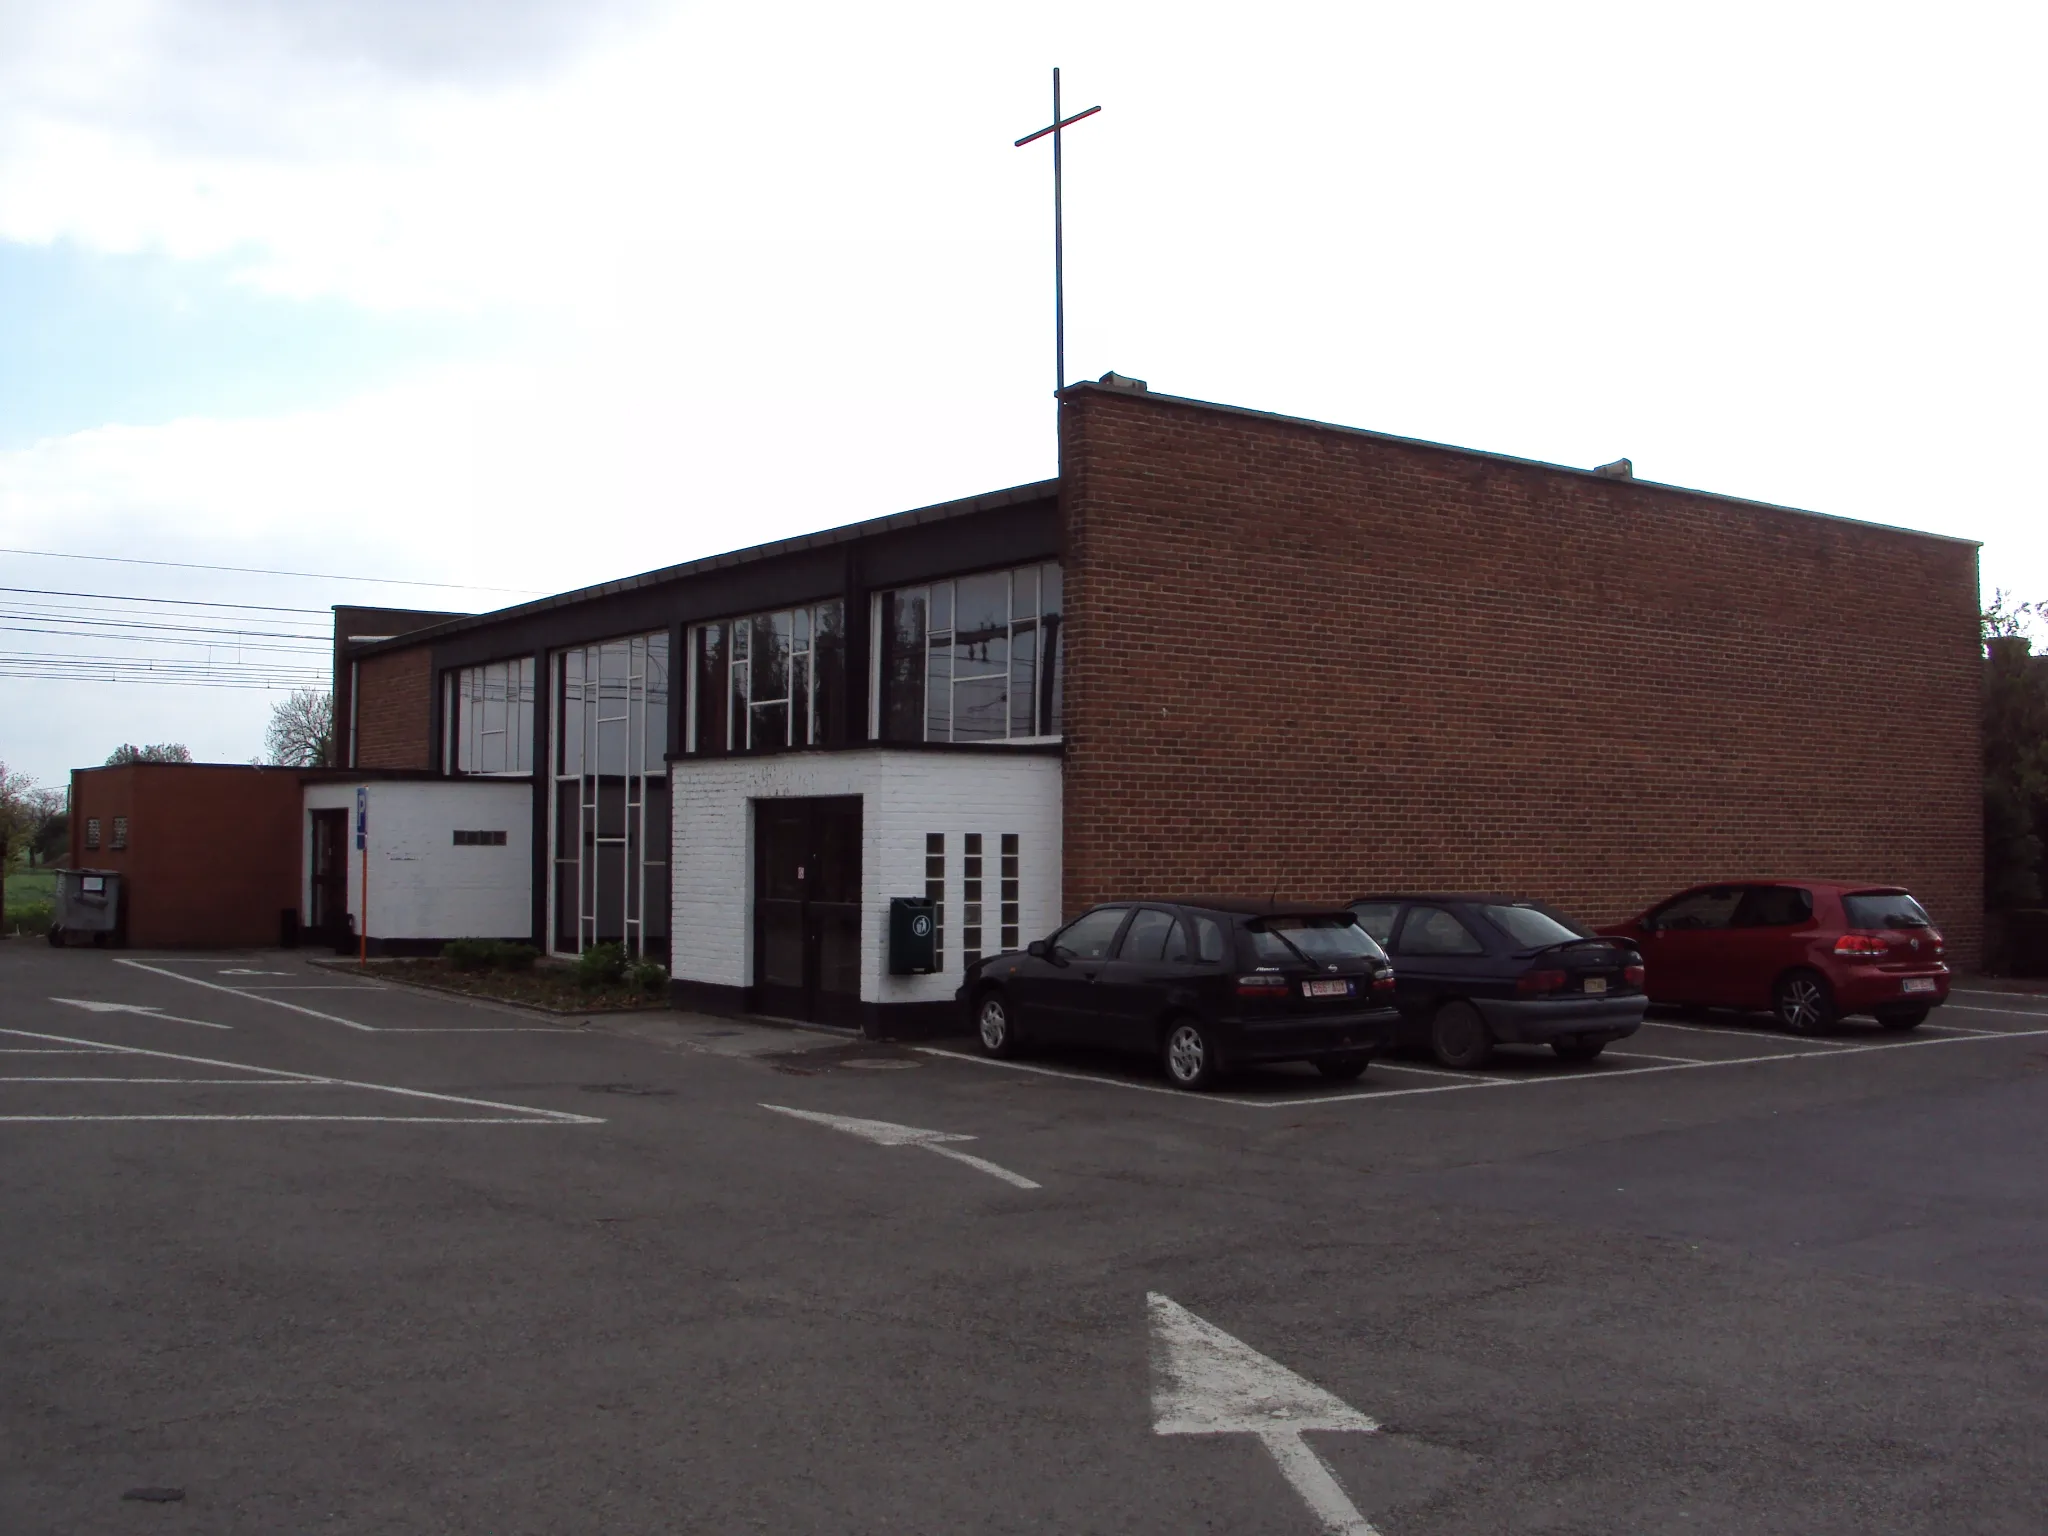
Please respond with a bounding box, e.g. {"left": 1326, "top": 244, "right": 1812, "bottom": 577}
{"left": 309, "top": 809, "right": 350, "bottom": 945}
{"left": 753, "top": 796, "right": 863, "bottom": 1027}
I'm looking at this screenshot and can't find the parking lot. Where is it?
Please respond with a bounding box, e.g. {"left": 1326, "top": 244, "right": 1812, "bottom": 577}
{"left": 5, "top": 941, "right": 2048, "bottom": 1534}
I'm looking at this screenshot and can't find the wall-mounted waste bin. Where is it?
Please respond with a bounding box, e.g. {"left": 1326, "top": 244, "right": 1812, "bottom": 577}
{"left": 888, "top": 896, "right": 938, "bottom": 975}
{"left": 49, "top": 869, "right": 123, "bottom": 948}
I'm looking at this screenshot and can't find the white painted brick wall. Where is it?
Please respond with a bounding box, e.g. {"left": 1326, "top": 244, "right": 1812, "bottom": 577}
{"left": 304, "top": 780, "right": 532, "bottom": 940}
{"left": 670, "top": 749, "right": 1063, "bottom": 1004}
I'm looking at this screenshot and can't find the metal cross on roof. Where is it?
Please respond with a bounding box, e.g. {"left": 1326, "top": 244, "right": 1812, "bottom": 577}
{"left": 1014, "top": 68, "right": 1101, "bottom": 394}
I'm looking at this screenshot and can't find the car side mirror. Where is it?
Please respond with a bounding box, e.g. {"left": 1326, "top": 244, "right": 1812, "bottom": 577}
{"left": 1027, "top": 939, "right": 1050, "bottom": 959}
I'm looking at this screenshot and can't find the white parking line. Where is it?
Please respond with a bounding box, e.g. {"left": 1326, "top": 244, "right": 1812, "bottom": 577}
{"left": 0, "top": 1078, "right": 306, "bottom": 1085}
{"left": 1640, "top": 1018, "right": 1852, "bottom": 1047}
{"left": 114, "top": 959, "right": 375, "bottom": 1030}
{"left": 0, "top": 1027, "right": 604, "bottom": 1125}
{"left": 110, "top": 958, "right": 575, "bottom": 1034}
{"left": 1605, "top": 1050, "right": 1712, "bottom": 1064}
{"left": 921, "top": 1021, "right": 2048, "bottom": 1111}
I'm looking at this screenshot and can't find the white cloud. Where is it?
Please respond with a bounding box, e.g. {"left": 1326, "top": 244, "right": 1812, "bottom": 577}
{"left": 3, "top": 0, "right": 2046, "bottom": 781}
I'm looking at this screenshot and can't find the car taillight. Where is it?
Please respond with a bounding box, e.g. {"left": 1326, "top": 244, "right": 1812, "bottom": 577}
{"left": 1623, "top": 964, "right": 1645, "bottom": 987}
{"left": 1517, "top": 969, "right": 1568, "bottom": 995}
{"left": 1371, "top": 971, "right": 1396, "bottom": 994}
{"left": 1235, "top": 974, "right": 1291, "bottom": 997}
{"left": 1834, "top": 933, "right": 1888, "bottom": 957}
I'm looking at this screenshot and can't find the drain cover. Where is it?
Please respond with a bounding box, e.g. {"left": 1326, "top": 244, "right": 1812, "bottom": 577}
{"left": 122, "top": 1488, "right": 185, "bottom": 1503}
{"left": 578, "top": 1083, "right": 675, "bottom": 1097}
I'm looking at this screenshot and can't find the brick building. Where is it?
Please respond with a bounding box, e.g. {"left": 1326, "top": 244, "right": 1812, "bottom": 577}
{"left": 319, "top": 377, "right": 1980, "bottom": 1030}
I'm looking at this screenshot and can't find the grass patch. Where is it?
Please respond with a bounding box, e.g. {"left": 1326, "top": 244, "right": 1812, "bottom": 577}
{"left": 353, "top": 956, "right": 672, "bottom": 1014}
{"left": 6, "top": 869, "right": 57, "bottom": 904}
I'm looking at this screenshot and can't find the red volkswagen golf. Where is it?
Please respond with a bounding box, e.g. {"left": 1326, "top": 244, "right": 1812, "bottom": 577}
{"left": 1601, "top": 882, "right": 1949, "bottom": 1034}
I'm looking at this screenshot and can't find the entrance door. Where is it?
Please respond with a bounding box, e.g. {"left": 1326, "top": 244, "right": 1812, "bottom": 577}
{"left": 753, "top": 796, "right": 863, "bottom": 1027}
{"left": 309, "top": 809, "right": 349, "bottom": 945}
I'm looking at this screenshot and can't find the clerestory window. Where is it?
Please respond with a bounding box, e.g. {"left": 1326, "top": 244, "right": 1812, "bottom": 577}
{"left": 687, "top": 601, "right": 846, "bottom": 754}
{"left": 877, "top": 561, "right": 1062, "bottom": 744}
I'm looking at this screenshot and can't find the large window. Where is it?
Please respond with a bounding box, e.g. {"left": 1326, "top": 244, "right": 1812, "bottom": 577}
{"left": 552, "top": 634, "right": 670, "bottom": 959}
{"left": 448, "top": 657, "right": 537, "bottom": 774}
{"left": 687, "top": 601, "right": 845, "bottom": 754}
{"left": 879, "top": 562, "right": 1061, "bottom": 743}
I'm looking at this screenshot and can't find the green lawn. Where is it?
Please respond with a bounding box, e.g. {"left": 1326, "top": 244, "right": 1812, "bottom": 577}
{"left": 6, "top": 869, "right": 57, "bottom": 904}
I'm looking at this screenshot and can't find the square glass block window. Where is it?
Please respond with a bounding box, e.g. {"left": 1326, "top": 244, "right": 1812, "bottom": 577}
{"left": 1000, "top": 833, "right": 1019, "bottom": 952}
{"left": 111, "top": 817, "right": 129, "bottom": 851}
{"left": 85, "top": 818, "right": 101, "bottom": 850}
{"left": 452, "top": 829, "right": 508, "bottom": 846}
{"left": 924, "top": 832, "right": 945, "bottom": 968}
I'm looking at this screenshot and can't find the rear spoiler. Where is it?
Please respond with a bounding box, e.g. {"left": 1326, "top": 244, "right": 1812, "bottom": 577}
{"left": 1524, "top": 936, "right": 1638, "bottom": 958}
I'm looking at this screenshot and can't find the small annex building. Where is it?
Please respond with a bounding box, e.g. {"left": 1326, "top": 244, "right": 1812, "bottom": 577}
{"left": 316, "top": 377, "right": 1982, "bottom": 1033}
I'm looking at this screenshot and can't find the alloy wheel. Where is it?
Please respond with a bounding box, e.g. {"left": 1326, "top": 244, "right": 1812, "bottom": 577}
{"left": 1779, "top": 976, "right": 1827, "bottom": 1033}
{"left": 978, "top": 997, "right": 1009, "bottom": 1052}
{"left": 1166, "top": 1024, "right": 1206, "bottom": 1085}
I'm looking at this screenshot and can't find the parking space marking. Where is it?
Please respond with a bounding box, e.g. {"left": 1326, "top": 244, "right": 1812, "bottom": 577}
{"left": 762, "top": 1103, "right": 1042, "bottom": 1188}
{"left": 1605, "top": 1049, "right": 1709, "bottom": 1064}
{"left": 111, "top": 958, "right": 575, "bottom": 1034}
{"left": 114, "top": 959, "right": 376, "bottom": 1030}
{"left": 1368, "top": 1060, "right": 1496, "bottom": 1081}
{"left": 54, "top": 998, "right": 231, "bottom": 1030}
{"left": 0, "top": 1027, "right": 604, "bottom": 1125}
{"left": 920, "top": 1020, "right": 2048, "bottom": 1111}
{"left": 1, "top": 1078, "right": 306, "bottom": 1085}
{"left": 1941, "top": 1005, "right": 2048, "bottom": 1019}
{"left": 1639, "top": 1017, "right": 1853, "bottom": 1047}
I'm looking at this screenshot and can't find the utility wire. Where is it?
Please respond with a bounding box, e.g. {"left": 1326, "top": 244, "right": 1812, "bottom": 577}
{"left": 0, "top": 547, "right": 529, "bottom": 595}
{"left": 0, "top": 585, "right": 332, "bottom": 614}
{"left": 0, "top": 626, "right": 331, "bottom": 654}
{"left": 0, "top": 612, "right": 332, "bottom": 644}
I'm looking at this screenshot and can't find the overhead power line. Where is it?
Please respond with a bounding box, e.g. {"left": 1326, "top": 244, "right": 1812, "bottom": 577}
{"left": 0, "top": 611, "right": 332, "bottom": 644}
{"left": 0, "top": 547, "right": 532, "bottom": 595}
{"left": 0, "top": 585, "right": 332, "bottom": 614}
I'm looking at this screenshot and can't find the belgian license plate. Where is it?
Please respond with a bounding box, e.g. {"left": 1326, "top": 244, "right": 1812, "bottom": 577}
{"left": 1303, "top": 979, "right": 1352, "bottom": 998}
{"left": 1902, "top": 977, "right": 1937, "bottom": 994}
{"left": 1583, "top": 976, "right": 1608, "bottom": 995}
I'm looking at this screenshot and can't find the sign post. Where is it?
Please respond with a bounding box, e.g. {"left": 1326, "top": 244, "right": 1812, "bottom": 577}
{"left": 355, "top": 787, "right": 368, "bottom": 968}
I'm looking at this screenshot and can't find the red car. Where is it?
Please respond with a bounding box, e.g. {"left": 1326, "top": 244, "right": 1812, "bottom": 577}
{"left": 1601, "top": 882, "right": 1949, "bottom": 1034}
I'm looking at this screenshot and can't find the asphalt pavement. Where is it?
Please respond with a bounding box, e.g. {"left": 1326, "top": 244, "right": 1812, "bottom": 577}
{"left": 4, "top": 941, "right": 2046, "bottom": 1534}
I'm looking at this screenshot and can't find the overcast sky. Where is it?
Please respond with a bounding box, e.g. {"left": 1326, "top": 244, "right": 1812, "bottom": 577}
{"left": 2, "top": 0, "right": 2043, "bottom": 786}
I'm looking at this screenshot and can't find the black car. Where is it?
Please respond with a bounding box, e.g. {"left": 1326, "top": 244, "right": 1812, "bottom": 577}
{"left": 958, "top": 899, "right": 1402, "bottom": 1091}
{"left": 1348, "top": 893, "right": 1647, "bottom": 1068}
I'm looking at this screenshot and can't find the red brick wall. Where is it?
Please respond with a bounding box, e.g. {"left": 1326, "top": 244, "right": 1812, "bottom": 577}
{"left": 354, "top": 647, "right": 436, "bottom": 770}
{"left": 67, "top": 765, "right": 301, "bottom": 947}
{"left": 1059, "top": 387, "right": 1985, "bottom": 964}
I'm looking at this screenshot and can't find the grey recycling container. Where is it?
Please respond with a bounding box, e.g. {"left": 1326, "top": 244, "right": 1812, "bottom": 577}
{"left": 50, "top": 868, "right": 123, "bottom": 948}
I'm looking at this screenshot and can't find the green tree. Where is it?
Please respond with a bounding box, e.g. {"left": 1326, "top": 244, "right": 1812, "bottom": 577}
{"left": 105, "top": 742, "right": 193, "bottom": 765}
{"left": 0, "top": 762, "right": 54, "bottom": 935}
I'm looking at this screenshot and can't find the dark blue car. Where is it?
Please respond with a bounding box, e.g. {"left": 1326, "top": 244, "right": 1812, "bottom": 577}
{"left": 1348, "top": 894, "right": 1648, "bottom": 1068}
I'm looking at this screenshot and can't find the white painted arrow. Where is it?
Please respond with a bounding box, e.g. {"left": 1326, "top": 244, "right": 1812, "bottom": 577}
{"left": 1149, "top": 1292, "right": 1383, "bottom": 1536}
{"left": 760, "top": 1104, "right": 1040, "bottom": 1189}
{"left": 51, "top": 999, "right": 231, "bottom": 1030}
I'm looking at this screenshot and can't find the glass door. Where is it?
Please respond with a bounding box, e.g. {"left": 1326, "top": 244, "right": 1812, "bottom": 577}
{"left": 551, "top": 633, "right": 670, "bottom": 960}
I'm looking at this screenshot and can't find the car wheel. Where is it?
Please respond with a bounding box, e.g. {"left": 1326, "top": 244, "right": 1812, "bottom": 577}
{"left": 1876, "top": 1006, "right": 1930, "bottom": 1031}
{"left": 975, "top": 991, "right": 1023, "bottom": 1058}
{"left": 1773, "top": 970, "right": 1836, "bottom": 1035}
{"left": 1430, "top": 1001, "right": 1493, "bottom": 1069}
{"left": 1314, "top": 1053, "right": 1372, "bottom": 1082}
{"left": 1553, "top": 1038, "right": 1606, "bottom": 1061}
{"left": 1161, "top": 1018, "right": 1220, "bottom": 1091}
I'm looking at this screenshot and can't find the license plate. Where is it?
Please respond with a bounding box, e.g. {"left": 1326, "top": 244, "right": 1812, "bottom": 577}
{"left": 1902, "top": 977, "right": 1937, "bottom": 994}
{"left": 1583, "top": 976, "right": 1608, "bottom": 994}
{"left": 1302, "top": 979, "right": 1353, "bottom": 998}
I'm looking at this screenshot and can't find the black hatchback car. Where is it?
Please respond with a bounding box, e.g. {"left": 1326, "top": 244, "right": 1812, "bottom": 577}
{"left": 958, "top": 900, "right": 1401, "bottom": 1091}
{"left": 1349, "top": 894, "right": 1647, "bottom": 1068}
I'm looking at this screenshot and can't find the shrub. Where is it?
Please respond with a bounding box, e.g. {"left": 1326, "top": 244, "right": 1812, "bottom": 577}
{"left": 8, "top": 899, "right": 53, "bottom": 938}
{"left": 575, "top": 942, "right": 629, "bottom": 990}
{"left": 443, "top": 938, "right": 497, "bottom": 972}
{"left": 491, "top": 942, "right": 539, "bottom": 972}
{"left": 626, "top": 958, "right": 669, "bottom": 999}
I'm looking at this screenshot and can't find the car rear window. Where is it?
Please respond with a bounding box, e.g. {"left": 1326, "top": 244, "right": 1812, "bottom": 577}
{"left": 1843, "top": 891, "right": 1932, "bottom": 930}
{"left": 1480, "top": 904, "right": 1586, "bottom": 949}
{"left": 1248, "top": 916, "right": 1387, "bottom": 967}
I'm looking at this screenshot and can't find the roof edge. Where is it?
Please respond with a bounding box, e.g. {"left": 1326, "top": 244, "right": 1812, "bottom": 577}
{"left": 1059, "top": 381, "right": 1981, "bottom": 550}
{"left": 354, "top": 477, "right": 1060, "bottom": 656}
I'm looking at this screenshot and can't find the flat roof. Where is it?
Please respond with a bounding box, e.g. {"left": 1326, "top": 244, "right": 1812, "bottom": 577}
{"left": 1060, "top": 380, "right": 1981, "bottom": 550}
{"left": 354, "top": 477, "right": 1057, "bottom": 656}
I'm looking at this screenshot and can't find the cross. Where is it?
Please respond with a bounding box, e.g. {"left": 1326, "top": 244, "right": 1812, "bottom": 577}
{"left": 1014, "top": 67, "right": 1101, "bottom": 393}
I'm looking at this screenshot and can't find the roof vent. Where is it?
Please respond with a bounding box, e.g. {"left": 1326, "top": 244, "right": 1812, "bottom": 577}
{"left": 1594, "top": 458, "right": 1633, "bottom": 479}
{"left": 1097, "top": 371, "right": 1148, "bottom": 393}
